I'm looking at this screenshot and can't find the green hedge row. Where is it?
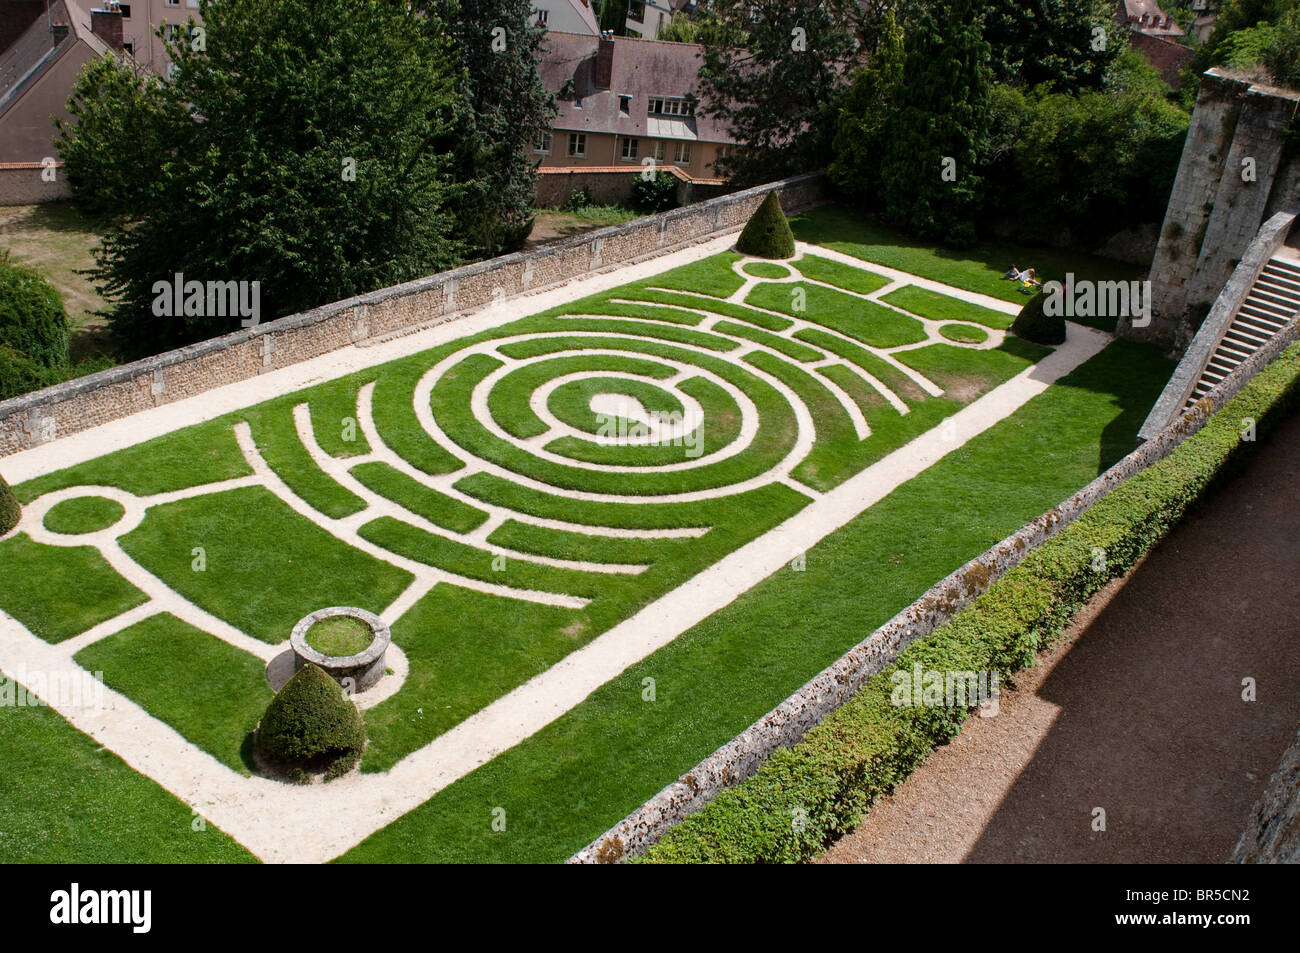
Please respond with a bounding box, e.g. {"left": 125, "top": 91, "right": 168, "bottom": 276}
{"left": 640, "top": 343, "right": 1300, "bottom": 864}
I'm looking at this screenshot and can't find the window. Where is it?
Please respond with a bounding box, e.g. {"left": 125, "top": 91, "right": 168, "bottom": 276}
{"left": 628, "top": 1, "right": 645, "bottom": 22}
{"left": 568, "top": 133, "right": 586, "bottom": 158}
{"left": 673, "top": 142, "right": 691, "bottom": 164}
{"left": 122, "top": 41, "right": 134, "bottom": 56}
{"left": 118, "top": 4, "right": 132, "bottom": 16}
{"left": 165, "top": 0, "right": 179, "bottom": 6}
{"left": 653, "top": 141, "right": 667, "bottom": 162}
{"left": 162, "top": 23, "right": 181, "bottom": 43}
{"left": 619, "top": 95, "right": 631, "bottom": 114}
{"left": 649, "top": 97, "right": 695, "bottom": 117}
{"left": 533, "top": 132, "right": 553, "bottom": 155}
{"left": 536, "top": 9, "right": 548, "bottom": 25}
{"left": 621, "top": 138, "right": 639, "bottom": 160}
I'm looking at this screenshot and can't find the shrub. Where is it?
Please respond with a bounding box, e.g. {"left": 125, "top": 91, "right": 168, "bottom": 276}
{"left": 0, "top": 251, "right": 70, "bottom": 371}
{"left": 630, "top": 170, "right": 678, "bottom": 213}
{"left": 639, "top": 343, "right": 1300, "bottom": 863}
{"left": 0, "top": 474, "right": 19, "bottom": 535}
{"left": 735, "top": 191, "right": 796, "bottom": 259}
{"left": 256, "top": 663, "right": 365, "bottom": 780}
{"left": 0, "top": 345, "right": 65, "bottom": 401}
{"left": 1010, "top": 291, "right": 1065, "bottom": 345}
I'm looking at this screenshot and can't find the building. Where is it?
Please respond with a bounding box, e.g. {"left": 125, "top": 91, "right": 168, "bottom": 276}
{"left": 625, "top": 0, "right": 694, "bottom": 40}
{"left": 535, "top": 31, "right": 735, "bottom": 194}
{"left": 0, "top": 0, "right": 112, "bottom": 164}
{"left": 1116, "top": 0, "right": 1195, "bottom": 87}
{"left": 531, "top": 0, "right": 599, "bottom": 37}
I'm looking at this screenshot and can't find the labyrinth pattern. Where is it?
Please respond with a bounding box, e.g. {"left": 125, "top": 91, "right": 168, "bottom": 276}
{"left": 1, "top": 246, "right": 1032, "bottom": 792}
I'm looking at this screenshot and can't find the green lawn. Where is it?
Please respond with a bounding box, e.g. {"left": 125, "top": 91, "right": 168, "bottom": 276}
{"left": 792, "top": 205, "right": 1142, "bottom": 323}
{"left": 0, "top": 686, "right": 256, "bottom": 862}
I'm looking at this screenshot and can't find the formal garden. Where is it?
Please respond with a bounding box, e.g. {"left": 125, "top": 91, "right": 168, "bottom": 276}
{"left": 0, "top": 202, "right": 1172, "bottom": 862}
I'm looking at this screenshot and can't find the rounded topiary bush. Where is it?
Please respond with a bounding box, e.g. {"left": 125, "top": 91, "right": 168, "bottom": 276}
{"left": 0, "top": 250, "right": 70, "bottom": 371}
{"left": 736, "top": 191, "right": 796, "bottom": 259}
{"left": 256, "top": 663, "right": 365, "bottom": 781}
{"left": 1010, "top": 291, "right": 1066, "bottom": 345}
{"left": 0, "top": 474, "right": 19, "bottom": 535}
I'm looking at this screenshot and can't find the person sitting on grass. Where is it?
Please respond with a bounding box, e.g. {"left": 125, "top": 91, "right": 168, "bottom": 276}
{"left": 1002, "top": 265, "right": 1042, "bottom": 295}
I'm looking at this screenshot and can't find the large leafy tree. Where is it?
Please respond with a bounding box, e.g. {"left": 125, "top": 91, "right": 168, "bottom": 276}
{"left": 59, "top": 0, "right": 465, "bottom": 355}
{"left": 983, "top": 0, "right": 1118, "bottom": 94}
{"left": 872, "top": 0, "right": 992, "bottom": 244}
{"left": 697, "top": 0, "right": 890, "bottom": 185}
{"left": 421, "top": 0, "right": 555, "bottom": 256}
{"left": 829, "top": 10, "right": 904, "bottom": 211}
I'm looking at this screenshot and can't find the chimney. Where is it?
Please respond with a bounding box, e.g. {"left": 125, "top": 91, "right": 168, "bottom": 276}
{"left": 51, "top": 22, "right": 70, "bottom": 45}
{"left": 595, "top": 33, "right": 615, "bottom": 90}
{"left": 91, "top": 7, "right": 125, "bottom": 51}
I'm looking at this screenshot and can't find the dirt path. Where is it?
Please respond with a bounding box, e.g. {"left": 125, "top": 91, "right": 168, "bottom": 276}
{"left": 817, "top": 408, "right": 1300, "bottom": 864}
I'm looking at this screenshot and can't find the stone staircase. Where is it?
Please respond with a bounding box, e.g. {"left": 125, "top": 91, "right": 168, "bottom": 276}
{"left": 1187, "top": 254, "right": 1300, "bottom": 406}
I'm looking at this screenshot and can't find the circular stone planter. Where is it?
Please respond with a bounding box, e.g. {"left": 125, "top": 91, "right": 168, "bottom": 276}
{"left": 289, "top": 607, "right": 390, "bottom": 693}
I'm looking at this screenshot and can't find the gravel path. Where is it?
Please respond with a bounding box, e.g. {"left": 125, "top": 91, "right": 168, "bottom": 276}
{"left": 817, "top": 408, "right": 1300, "bottom": 864}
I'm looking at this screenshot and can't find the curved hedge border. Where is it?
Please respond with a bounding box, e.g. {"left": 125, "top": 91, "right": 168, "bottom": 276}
{"left": 639, "top": 343, "right": 1300, "bottom": 864}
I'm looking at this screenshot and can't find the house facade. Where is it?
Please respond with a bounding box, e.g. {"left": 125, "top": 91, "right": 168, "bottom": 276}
{"left": 531, "top": 0, "right": 599, "bottom": 37}
{"left": 535, "top": 31, "right": 735, "bottom": 186}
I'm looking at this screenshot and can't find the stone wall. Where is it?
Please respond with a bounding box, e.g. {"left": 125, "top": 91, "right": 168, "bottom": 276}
{"left": 0, "top": 171, "right": 828, "bottom": 457}
{"left": 1129, "top": 69, "right": 1300, "bottom": 351}
{"left": 572, "top": 312, "right": 1300, "bottom": 863}
{"left": 535, "top": 166, "right": 729, "bottom": 209}
{"left": 0, "top": 161, "right": 70, "bottom": 205}
{"left": 1231, "top": 724, "right": 1300, "bottom": 863}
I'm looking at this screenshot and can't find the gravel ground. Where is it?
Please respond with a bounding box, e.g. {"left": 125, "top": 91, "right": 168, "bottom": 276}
{"left": 817, "top": 408, "right": 1300, "bottom": 864}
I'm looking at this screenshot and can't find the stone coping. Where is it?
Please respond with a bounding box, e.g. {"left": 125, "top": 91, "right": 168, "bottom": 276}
{"left": 290, "top": 607, "right": 390, "bottom": 670}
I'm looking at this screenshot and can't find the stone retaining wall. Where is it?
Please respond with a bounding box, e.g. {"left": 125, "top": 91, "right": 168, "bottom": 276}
{"left": 572, "top": 312, "right": 1300, "bottom": 864}
{"left": 0, "top": 162, "right": 70, "bottom": 206}
{"left": 0, "top": 171, "right": 828, "bottom": 458}
{"left": 1231, "top": 724, "right": 1300, "bottom": 863}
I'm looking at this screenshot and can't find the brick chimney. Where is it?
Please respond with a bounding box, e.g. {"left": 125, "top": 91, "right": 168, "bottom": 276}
{"left": 91, "top": 6, "right": 124, "bottom": 50}
{"left": 595, "top": 34, "right": 615, "bottom": 90}
{"left": 51, "top": 21, "right": 69, "bottom": 44}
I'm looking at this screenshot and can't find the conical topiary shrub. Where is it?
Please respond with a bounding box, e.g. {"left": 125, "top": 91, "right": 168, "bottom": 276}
{"left": 1010, "top": 291, "right": 1066, "bottom": 345}
{"left": 256, "top": 663, "right": 365, "bottom": 781}
{"left": 0, "top": 474, "right": 19, "bottom": 535}
{"left": 736, "top": 191, "right": 796, "bottom": 259}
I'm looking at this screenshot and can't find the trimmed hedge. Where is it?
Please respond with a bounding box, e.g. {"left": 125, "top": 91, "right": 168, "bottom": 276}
{"left": 0, "top": 251, "right": 70, "bottom": 370}
{"left": 640, "top": 343, "right": 1300, "bottom": 863}
{"left": 1010, "top": 290, "right": 1065, "bottom": 345}
{"left": 257, "top": 663, "right": 365, "bottom": 781}
{"left": 0, "top": 474, "right": 19, "bottom": 535}
{"left": 736, "top": 191, "right": 796, "bottom": 259}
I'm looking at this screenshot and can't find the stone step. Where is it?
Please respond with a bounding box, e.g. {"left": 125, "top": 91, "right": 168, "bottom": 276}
{"left": 1267, "top": 257, "right": 1300, "bottom": 280}
{"left": 1242, "top": 294, "right": 1294, "bottom": 318}
{"left": 1216, "top": 337, "right": 1252, "bottom": 358}
{"left": 1256, "top": 273, "right": 1300, "bottom": 298}
{"left": 1238, "top": 304, "right": 1290, "bottom": 325}
{"left": 1237, "top": 313, "right": 1288, "bottom": 335}
{"left": 1225, "top": 324, "right": 1270, "bottom": 348}
{"left": 1248, "top": 288, "right": 1300, "bottom": 313}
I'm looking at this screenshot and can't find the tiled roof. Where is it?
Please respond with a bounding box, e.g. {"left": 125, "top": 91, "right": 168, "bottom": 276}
{"left": 0, "top": 0, "right": 110, "bottom": 118}
{"left": 539, "top": 31, "right": 735, "bottom": 145}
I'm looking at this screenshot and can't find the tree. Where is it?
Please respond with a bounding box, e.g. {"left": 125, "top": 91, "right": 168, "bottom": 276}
{"left": 696, "top": 0, "right": 888, "bottom": 185}
{"left": 59, "top": 0, "right": 465, "bottom": 356}
{"left": 873, "top": 0, "right": 992, "bottom": 244}
{"left": 0, "top": 474, "right": 19, "bottom": 535}
{"left": 420, "top": 0, "right": 556, "bottom": 256}
{"left": 257, "top": 663, "right": 365, "bottom": 781}
{"left": 735, "top": 191, "right": 795, "bottom": 257}
{"left": 983, "top": 0, "right": 1118, "bottom": 94}
{"left": 830, "top": 10, "right": 905, "bottom": 210}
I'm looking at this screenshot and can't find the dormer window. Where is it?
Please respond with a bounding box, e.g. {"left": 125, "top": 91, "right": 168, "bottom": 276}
{"left": 649, "top": 96, "right": 695, "bottom": 117}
